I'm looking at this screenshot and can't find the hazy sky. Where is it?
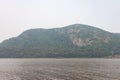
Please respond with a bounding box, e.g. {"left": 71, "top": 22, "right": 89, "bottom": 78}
{"left": 0, "top": 0, "right": 120, "bottom": 42}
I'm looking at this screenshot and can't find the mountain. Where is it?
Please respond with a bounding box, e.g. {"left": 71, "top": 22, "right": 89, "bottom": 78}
{"left": 0, "top": 24, "right": 120, "bottom": 58}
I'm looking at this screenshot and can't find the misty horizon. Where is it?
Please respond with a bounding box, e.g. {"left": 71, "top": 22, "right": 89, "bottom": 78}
{"left": 0, "top": 0, "right": 120, "bottom": 42}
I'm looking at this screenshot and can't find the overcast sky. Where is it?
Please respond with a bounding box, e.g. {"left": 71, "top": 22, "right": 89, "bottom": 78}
{"left": 0, "top": 0, "right": 120, "bottom": 42}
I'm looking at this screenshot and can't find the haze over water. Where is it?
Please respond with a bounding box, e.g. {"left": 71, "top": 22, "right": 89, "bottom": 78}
{"left": 0, "top": 58, "right": 120, "bottom": 80}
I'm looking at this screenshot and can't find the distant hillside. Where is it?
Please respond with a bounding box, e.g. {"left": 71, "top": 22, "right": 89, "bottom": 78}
{"left": 0, "top": 24, "right": 120, "bottom": 58}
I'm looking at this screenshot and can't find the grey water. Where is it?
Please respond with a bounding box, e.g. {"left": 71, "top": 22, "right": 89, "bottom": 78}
{"left": 0, "top": 59, "right": 120, "bottom": 80}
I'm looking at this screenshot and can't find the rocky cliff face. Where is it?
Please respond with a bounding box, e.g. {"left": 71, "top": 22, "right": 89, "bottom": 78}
{"left": 55, "top": 24, "right": 112, "bottom": 47}
{"left": 0, "top": 24, "right": 120, "bottom": 58}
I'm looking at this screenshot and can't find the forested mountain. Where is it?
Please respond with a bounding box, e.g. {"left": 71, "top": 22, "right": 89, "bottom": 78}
{"left": 0, "top": 24, "right": 120, "bottom": 58}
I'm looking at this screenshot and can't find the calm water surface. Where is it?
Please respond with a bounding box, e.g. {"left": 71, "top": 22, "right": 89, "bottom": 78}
{"left": 0, "top": 58, "right": 120, "bottom": 80}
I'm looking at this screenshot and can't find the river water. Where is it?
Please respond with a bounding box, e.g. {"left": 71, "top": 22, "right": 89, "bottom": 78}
{"left": 0, "top": 59, "right": 120, "bottom": 80}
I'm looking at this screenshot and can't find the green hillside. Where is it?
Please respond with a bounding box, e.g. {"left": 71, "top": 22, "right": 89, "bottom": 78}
{"left": 0, "top": 24, "right": 120, "bottom": 58}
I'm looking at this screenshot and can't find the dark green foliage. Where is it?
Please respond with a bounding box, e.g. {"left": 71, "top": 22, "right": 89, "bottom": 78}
{"left": 0, "top": 24, "right": 120, "bottom": 58}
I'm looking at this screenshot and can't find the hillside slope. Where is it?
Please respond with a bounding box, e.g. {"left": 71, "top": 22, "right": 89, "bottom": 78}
{"left": 0, "top": 24, "right": 120, "bottom": 58}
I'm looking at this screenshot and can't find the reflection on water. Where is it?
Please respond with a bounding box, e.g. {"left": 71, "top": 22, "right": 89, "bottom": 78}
{"left": 0, "top": 59, "right": 120, "bottom": 80}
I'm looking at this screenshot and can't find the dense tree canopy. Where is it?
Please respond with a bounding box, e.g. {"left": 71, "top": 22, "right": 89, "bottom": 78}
{"left": 0, "top": 24, "right": 120, "bottom": 58}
